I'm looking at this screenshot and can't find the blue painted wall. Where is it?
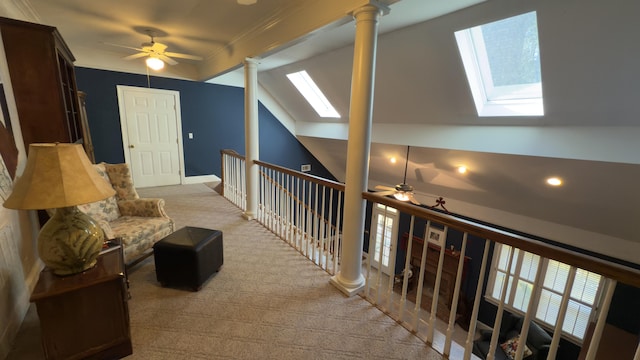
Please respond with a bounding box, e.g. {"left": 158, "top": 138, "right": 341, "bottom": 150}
{"left": 75, "top": 67, "right": 335, "bottom": 180}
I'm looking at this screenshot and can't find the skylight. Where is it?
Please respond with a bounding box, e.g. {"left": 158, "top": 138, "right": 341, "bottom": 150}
{"left": 286, "top": 70, "right": 340, "bottom": 118}
{"left": 455, "top": 11, "right": 544, "bottom": 117}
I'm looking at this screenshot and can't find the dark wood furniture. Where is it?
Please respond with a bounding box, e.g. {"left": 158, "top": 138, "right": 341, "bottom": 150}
{"left": 30, "top": 243, "right": 132, "bottom": 360}
{"left": 401, "top": 233, "right": 471, "bottom": 322}
{"left": 77, "top": 91, "right": 96, "bottom": 163}
{"left": 0, "top": 17, "right": 86, "bottom": 154}
{"left": 154, "top": 226, "right": 224, "bottom": 291}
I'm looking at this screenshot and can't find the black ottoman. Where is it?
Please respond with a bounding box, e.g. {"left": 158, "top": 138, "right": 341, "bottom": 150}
{"left": 153, "top": 226, "right": 223, "bottom": 291}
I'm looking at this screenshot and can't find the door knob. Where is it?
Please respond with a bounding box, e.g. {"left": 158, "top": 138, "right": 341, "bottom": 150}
{"left": 129, "top": 144, "right": 135, "bottom": 148}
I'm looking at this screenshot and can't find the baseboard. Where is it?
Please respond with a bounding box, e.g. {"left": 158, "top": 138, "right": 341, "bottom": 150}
{"left": 182, "top": 174, "right": 221, "bottom": 185}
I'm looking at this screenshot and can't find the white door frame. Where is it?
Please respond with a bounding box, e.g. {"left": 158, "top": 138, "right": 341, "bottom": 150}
{"left": 117, "top": 85, "right": 185, "bottom": 186}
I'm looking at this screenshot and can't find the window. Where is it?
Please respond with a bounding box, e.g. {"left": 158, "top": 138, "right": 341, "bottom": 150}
{"left": 487, "top": 244, "right": 603, "bottom": 341}
{"left": 369, "top": 204, "right": 398, "bottom": 275}
{"left": 455, "top": 11, "right": 544, "bottom": 117}
{"left": 286, "top": 70, "right": 340, "bottom": 118}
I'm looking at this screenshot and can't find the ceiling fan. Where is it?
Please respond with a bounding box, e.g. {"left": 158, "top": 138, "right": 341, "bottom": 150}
{"left": 375, "top": 146, "right": 421, "bottom": 205}
{"left": 106, "top": 32, "right": 203, "bottom": 70}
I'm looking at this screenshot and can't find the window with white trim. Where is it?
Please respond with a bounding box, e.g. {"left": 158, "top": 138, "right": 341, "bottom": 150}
{"left": 487, "top": 244, "right": 603, "bottom": 342}
{"left": 455, "top": 11, "right": 544, "bottom": 117}
{"left": 369, "top": 204, "right": 398, "bottom": 275}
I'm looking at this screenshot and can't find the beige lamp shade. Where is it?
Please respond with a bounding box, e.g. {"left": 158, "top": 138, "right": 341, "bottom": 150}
{"left": 3, "top": 143, "right": 115, "bottom": 210}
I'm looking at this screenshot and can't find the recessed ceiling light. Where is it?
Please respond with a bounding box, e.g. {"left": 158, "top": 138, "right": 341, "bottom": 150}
{"left": 390, "top": 157, "right": 397, "bottom": 164}
{"left": 546, "top": 177, "right": 562, "bottom": 186}
{"left": 457, "top": 166, "right": 467, "bottom": 174}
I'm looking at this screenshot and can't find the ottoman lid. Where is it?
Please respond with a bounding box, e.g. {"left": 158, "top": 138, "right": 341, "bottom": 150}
{"left": 156, "top": 226, "right": 220, "bottom": 249}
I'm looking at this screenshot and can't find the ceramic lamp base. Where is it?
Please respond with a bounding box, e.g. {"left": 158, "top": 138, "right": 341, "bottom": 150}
{"left": 38, "top": 206, "right": 104, "bottom": 276}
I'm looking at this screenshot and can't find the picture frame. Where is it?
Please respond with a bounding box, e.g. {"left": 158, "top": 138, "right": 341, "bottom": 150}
{"left": 426, "top": 226, "right": 445, "bottom": 247}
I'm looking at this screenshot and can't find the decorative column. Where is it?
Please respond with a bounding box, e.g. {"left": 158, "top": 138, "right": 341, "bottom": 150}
{"left": 243, "top": 57, "right": 259, "bottom": 220}
{"left": 330, "top": 4, "right": 385, "bottom": 296}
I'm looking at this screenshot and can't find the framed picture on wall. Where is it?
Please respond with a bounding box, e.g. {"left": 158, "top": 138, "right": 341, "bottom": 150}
{"left": 426, "top": 226, "right": 444, "bottom": 247}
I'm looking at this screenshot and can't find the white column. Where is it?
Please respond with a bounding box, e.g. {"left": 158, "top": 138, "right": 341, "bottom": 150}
{"left": 243, "top": 58, "right": 259, "bottom": 220}
{"left": 330, "top": 4, "right": 385, "bottom": 297}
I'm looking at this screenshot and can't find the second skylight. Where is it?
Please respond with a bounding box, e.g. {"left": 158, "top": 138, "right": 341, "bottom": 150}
{"left": 287, "top": 70, "right": 340, "bottom": 118}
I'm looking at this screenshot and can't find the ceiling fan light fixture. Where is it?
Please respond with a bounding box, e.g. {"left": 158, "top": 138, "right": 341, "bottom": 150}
{"left": 394, "top": 192, "right": 410, "bottom": 202}
{"left": 146, "top": 56, "right": 164, "bottom": 70}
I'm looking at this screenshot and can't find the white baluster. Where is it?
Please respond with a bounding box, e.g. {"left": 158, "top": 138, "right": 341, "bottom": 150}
{"left": 333, "top": 191, "right": 342, "bottom": 275}
{"left": 427, "top": 226, "right": 449, "bottom": 344}
{"left": 515, "top": 255, "right": 543, "bottom": 360}
{"left": 585, "top": 279, "right": 617, "bottom": 360}
{"left": 487, "top": 244, "right": 515, "bottom": 360}
{"left": 464, "top": 239, "right": 490, "bottom": 360}
{"left": 547, "top": 266, "right": 576, "bottom": 360}
{"left": 398, "top": 216, "right": 416, "bottom": 320}
{"left": 444, "top": 233, "right": 468, "bottom": 356}
{"left": 412, "top": 220, "right": 431, "bottom": 332}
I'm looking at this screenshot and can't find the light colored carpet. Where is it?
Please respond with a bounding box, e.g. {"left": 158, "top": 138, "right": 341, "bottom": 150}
{"left": 9, "top": 183, "right": 444, "bottom": 359}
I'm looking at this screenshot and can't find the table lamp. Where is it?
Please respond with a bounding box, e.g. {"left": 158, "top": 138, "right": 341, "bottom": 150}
{"left": 3, "top": 143, "right": 116, "bottom": 276}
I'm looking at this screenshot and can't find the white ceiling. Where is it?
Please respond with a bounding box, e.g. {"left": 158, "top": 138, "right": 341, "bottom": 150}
{"left": 3, "top": 0, "right": 639, "bottom": 264}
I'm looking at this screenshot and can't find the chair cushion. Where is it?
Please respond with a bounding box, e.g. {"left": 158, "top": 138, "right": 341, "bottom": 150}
{"left": 501, "top": 334, "right": 532, "bottom": 359}
{"left": 78, "top": 164, "right": 120, "bottom": 223}
{"left": 110, "top": 216, "right": 174, "bottom": 262}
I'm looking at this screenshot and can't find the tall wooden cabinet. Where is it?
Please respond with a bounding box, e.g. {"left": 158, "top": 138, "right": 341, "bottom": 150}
{"left": 0, "top": 17, "right": 86, "bottom": 154}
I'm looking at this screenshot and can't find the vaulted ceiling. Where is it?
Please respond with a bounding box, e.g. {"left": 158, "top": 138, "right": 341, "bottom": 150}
{"left": 2, "top": 0, "right": 639, "bottom": 264}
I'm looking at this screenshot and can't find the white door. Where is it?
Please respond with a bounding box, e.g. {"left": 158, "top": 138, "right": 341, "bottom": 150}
{"left": 117, "top": 86, "right": 183, "bottom": 188}
{"left": 369, "top": 204, "right": 399, "bottom": 275}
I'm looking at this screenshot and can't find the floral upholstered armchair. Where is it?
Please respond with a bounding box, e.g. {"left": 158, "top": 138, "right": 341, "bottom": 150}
{"left": 76, "top": 162, "right": 175, "bottom": 265}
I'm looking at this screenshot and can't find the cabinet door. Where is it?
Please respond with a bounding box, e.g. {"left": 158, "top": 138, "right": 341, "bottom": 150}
{"left": 37, "top": 279, "right": 131, "bottom": 359}
{"left": 56, "top": 51, "right": 83, "bottom": 143}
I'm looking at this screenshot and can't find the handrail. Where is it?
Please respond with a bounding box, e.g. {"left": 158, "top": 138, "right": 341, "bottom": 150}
{"left": 362, "top": 191, "right": 640, "bottom": 288}
{"left": 221, "top": 148, "right": 243, "bottom": 159}
{"left": 254, "top": 159, "right": 345, "bottom": 191}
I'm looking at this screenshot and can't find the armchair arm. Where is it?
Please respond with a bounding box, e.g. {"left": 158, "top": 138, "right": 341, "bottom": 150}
{"left": 118, "top": 198, "right": 169, "bottom": 217}
{"left": 533, "top": 344, "right": 551, "bottom": 360}
{"left": 478, "top": 329, "right": 494, "bottom": 341}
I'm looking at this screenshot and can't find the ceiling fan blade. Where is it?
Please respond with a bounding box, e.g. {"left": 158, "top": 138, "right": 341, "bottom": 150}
{"left": 151, "top": 42, "right": 168, "bottom": 53}
{"left": 374, "top": 185, "right": 395, "bottom": 191}
{"left": 375, "top": 190, "right": 395, "bottom": 196}
{"left": 123, "top": 52, "right": 148, "bottom": 60}
{"left": 408, "top": 193, "right": 421, "bottom": 205}
{"left": 157, "top": 54, "right": 178, "bottom": 65}
{"left": 165, "top": 52, "right": 203, "bottom": 61}
{"left": 102, "top": 42, "right": 145, "bottom": 52}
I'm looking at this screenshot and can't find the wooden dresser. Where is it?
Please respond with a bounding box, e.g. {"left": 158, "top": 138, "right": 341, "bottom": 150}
{"left": 30, "top": 244, "right": 132, "bottom": 360}
{"left": 401, "top": 233, "right": 471, "bottom": 322}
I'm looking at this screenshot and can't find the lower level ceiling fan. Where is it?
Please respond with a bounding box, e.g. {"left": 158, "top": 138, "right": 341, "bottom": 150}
{"left": 375, "top": 146, "right": 421, "bottom": 205}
